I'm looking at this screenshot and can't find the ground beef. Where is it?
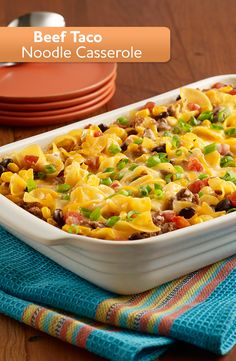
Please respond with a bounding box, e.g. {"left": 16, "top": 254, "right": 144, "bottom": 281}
{"left": 22, "top": 203, "right": 43, "bottom": 218}
{"left": 176, "top": 188, "right": 199, "bottom": 204}
{"left": 129, "top": 231, "right": 159, "bottom": 240}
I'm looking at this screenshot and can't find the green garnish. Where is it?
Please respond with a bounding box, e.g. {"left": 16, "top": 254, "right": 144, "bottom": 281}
{"left": 189, "top": 116, "right": 201, "bottom": 126}
{"left": 100, "top": 177, "right": 112, "bottom": 186}
{"left": 26, "top": 179, "right": 36, "bottom": 192}
{"left": 126, "top": 210, "right": 140, "bottom": 221}
{"left": 198, "top": 191, "right": 204, "bottom": 197}
{"left": 177, "top": 119, "right": 192, "bottom": 133}
{"left": 210, "top": 124, "right": 224, "bottom": 130}
{"left": 163, "top": 131, "right": 172, "bottom": 136}
{"left": 221, "top": 171, "right": 236, "bottom": 184}
{"left": 68, "top": 225, "right": 80, "bottom": 234}
{"left": 165, "top": 173, "right": 173, "bottom": 183}
{"left": 117, "top": 158, "right": 129, "bottom": 170}
{"left": 80, "top": 208, "right": 92, "bottom": 218}
{"left": 118, "top": 189, "right": 133, "bottom": 196}
{"left": 146, "top": 155, "right": 161, "bottom": 167}
{"left": 224, "top": 128, "right": 236, "bottom": 136}
{"left": 217, "top": 108, "right": 231, "bottom": 122}
{"left": 62, "top": 194, "right": 70, "bottom": 201}
{"left": 57, "top": 183, "right": 71, "bottom": 193}
{"left": 139, "top": 184, "right": 152, "bottom": 197}
{"left": 174, "top": 165, "right": 184, "bottom": 173}
{"left": 158, "top": 152, "right": 168, "bottom": 163}
{"left": 172, "top": 135, "right": 180, "bottom": 148}
{"left": 175, "top": 149, "right": 183, "bottom": 156}
{"left": 129, "top": 164, "right": 138, "bottom": 171}
{"left": 106, "top": 216, "right": 120, "bottom": 227}
{"left": 117, "top": 116, "right": 129, "bottom": 125}
{"left": 154, "top": 184, "right": 163, "bottom": 198}
{"left": 90, "top": 207, "right": 101, "bottom": 221}
{"left": 198, "top": 111, "right": 213, "bottom": 121}
{"left": 108, "top": 143, "right": 121, "bottom": 155}
{"left": 45, "top": 164, "right": 56, "bottom": 174}
{"left": 104, "top": 167, "right": 115, "bottom": 173}
{"left": 133, "top": 138, "right": 143, "bottom": 145}
{"left": 203, "top": 143, "right": 217, "bottom": 155}
{"left": 220, "top": 155, "right": 235, "bottom": 167}
{"left": 36, "top": 172, "right": 46, "bottom": 179}
{"left": 199, "top": 173, "right": 208, "bottom": 180}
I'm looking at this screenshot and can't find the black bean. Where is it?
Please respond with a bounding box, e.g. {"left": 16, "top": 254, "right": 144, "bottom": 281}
{"left": 154, "top": 111, "right": 169, "bottom": 120}
{"left": 152, "top": 144, "right": 166, "bottom": 153}
{"left": 121, "top": 142, "right": 128, "bottom": 151}
{"left": 0, "top": 158, "right": 13, "bottom": 167}
{"left": 53, "top": 209, "right": 65, "bottom": 227}
{"left": 179, "top": 207, "right": 196, "bottom": 219}
{"left": 215, "top": 199, "right": 232, "bottom": 212}
{"left": 0, "top": 164, "right": 6, "bottom": 176}
{"left": 127, "top": 129, "right": 138, "bottom": 136}
{"left": 176, "top": 95, "right": 181, "bottom": 101}
{"left": 98, "top": 123, "right": 108, "bottom": 132}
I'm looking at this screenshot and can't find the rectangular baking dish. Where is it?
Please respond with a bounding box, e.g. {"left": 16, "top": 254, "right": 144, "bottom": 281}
{"left": 0, "top": 74, "right": 236, "bottom": 295}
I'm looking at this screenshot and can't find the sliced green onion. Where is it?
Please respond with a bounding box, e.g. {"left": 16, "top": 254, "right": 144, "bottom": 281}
{"left": 197, "top": 111, "right": 213, "bottom": 121}
{"left": 177, "top": 119, "right": 192, "bottom": 133}
{"left": 118, "top": 189, "right": 132, "bottom": 196}
{"left": 218, "top": 108, "right": 231, "bottom": 122}
{"left": 108, "top": 143, "right": 121, "bottom": 155}
{"left": 171, "top": 135, "right": 180, "bottom": 148}
{"left": 154, "top": 188, "right": 163, "bottom": 198}
{"left": 224, "top": 128, "right": 236, "bottom": 136}
{"left": 189, "top": 116, "right": 201, "bottom": 126}
{"left": 68, "top": 225, "right": 80, "bottom": 234}
{"left": 57, "top": 183, "right": 71, "bottom": 193}
{"left": 117, "top": 116, "right": 129, "bottom": 125}
{"left": 139, "top": 184, "right": 152, "bottom": 197}
{"left": 146, "top": 155, "right": 161, "bottom": 167}
{"left": 165, "top": 173, "right": 173, "bottom": 183}
{"left": 175, "top": 149, "right": 183, "bottom": 156}
{"left": 127, "top": 210, "right": 140, "bottom": 221}
{"left": 117, "top": 158, "right": 129, "bottom": 170}
{"left": 106, "top": 216, "right": 120, "bottom": 227}
{"left": 221, "top": 171, "right": 236, "bottom": 184}
{"left": 175, "top": 173, "right": 182, "bottom": 180}
{"left": 26, "top": 179, "right": 36, "bottom": 192}
{"left": 45, "top": 164, "right": 57, "bottom": 174}
{"left": 129, "top": 164, "right": 138, "bottom": 171}
{"left": 220, "top": 155, "right": 235, "bottom": 167}
{"left": 174, "top": 165, "right": 184, "bottom": 173}
{"left": 100, "top": 177, "right": 112, "bottom": 186}
{"left": 104, "top": 167, "right": 115, "bottom": 173}
{"left": 80, "top": 207, "right": 92, "bottom": 218}
{"left": 210, "top": 124, "right": 224, "bottom": 130}
{"left": 62, "top": 193, "right": 70, "bottom": 201}
{"left": 158, "top": 152, "right": 168, "bottom": 163}
{"left": 116, "top": 172, "right": 124, "bottom": 181}
{"left": 90, "top": 207, "right": 101, "bottom": 221}
{"left": 203, "top": 143, "right": 217, "bottom": 155}
{"left": 36, "top": 171, "right": 46, "bottom": 179}
{"left": 198, "top": 191, "right": 204, "bottom": 197}
{"left": 133, "top": 138, "right": 143, "bottom": 145}
{"left": 163, "top": 131, "right": 172, "bottom": 136}
{"left": 199, "top": 173, "right": 208, "bottom": 180}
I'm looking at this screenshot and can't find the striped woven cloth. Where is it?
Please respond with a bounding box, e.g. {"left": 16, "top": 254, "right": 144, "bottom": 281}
{"left": 0, "top": 227, "right": 235, "bottom": 361}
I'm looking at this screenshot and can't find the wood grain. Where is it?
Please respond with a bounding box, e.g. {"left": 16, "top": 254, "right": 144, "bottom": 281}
{"left": 0, "top": 0, "right": 235, "bottom": 360}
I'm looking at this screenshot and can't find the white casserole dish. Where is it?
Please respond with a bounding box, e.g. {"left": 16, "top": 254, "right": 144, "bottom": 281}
{"left": 0, "top": 74, "right": 236, "bottom": 295}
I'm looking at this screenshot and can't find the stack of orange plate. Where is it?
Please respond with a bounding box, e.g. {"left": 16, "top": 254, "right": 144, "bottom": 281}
{"left": 0, "top": 63, "right": 116, "bottom": 126}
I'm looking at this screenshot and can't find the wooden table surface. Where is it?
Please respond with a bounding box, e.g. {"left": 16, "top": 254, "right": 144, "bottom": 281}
{"left": 0, "top": 0, "right": 235, "bottom": 360}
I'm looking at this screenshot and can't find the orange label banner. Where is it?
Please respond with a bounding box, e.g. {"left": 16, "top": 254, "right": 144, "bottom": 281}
{"left": 0, "top": 27, "right": 170, "bottom": 62}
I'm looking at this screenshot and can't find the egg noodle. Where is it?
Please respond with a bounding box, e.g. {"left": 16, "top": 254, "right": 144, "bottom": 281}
{"left": 1, "top": 82, "right": 236, "bottom": 241}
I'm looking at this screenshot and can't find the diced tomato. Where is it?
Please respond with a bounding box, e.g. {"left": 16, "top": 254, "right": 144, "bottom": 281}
{"left": 161, "top": 210, "right": 175, "bottom": 222}
{"left": 228, "top": 192, "right": 236, "bottom": 207}
{"left": 65, "top": 211, "right": 85, "bottom": 225}
{"left": 84, "top": 124, "right": 92, "bottom": 129}
{"left": 212, "top": 82, "right": 226, "bottom": 89}
{"left": 188, "top": 179, "right": 209, "bottom": 193}
{"left": 187, "top": 103, "right": 201, "bottom": 111}
{"left": 111, "top": 182, "right": 120, "bottom": 189}
{"left": 85, "top": 157, "right": 99, "bottom": 171}
{"left": 229, "top": 89, "right": 236, "bottom": 95}
{"left": 94, "top": 131, "right": 102, "bottom": 137}
{"left": 217, "top": 143, "right": 230, "bottom": 156}
{"left": 24, "top": 155, "right": 39, "bottom": 165}
{"left": 172, "top": 216, "right": 190, "bottom": 228}
{"left": 143, "top": 101, "right": 156, "bottom": 111}
{"left": 186, "top": 158, "right": 204, "bottom": 172}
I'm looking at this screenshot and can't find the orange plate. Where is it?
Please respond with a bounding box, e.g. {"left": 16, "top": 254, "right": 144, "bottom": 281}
{"left": 0, "top": 81, "right": 114, "bottom": 117}
{"left": 0, "top": 86, "right": 115, "bottom": 126}
{"left": 0, "top": 63, "right": 117, "bottom": 102}
{"left": 0, "top": 75, "right": 116, "bottom": 111}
